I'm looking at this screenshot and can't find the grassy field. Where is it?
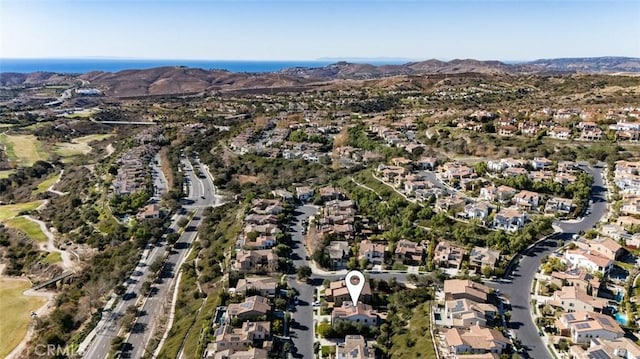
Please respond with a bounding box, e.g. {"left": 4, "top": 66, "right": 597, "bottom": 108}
{"left": 34, "top": 173, "right": 60, "bottom": 194}
{"left": 0, "top": 169, "right": 15, "bottom": 178}
{"left": 0, "top": 277, "right": 47, "bottom": 358}
{"left": 54, "top": 134, "right": 113, "bottom": 158}
{"left": 390, "top": 302, "right": 437, "bottom": 359}
{"left": 43, "top": 252, "right": 61, "bottom": 264}
{"left": 4, "top": 216, "right": 48, "bottom": 242}
{"left": 63, "top": 108, "right": 99, "bottom": 118}
{"left": 0, "top": 201, "right": 45, "bottom": 222}
{"left": 0, "top": 134, "right": 48, "bottom": 166}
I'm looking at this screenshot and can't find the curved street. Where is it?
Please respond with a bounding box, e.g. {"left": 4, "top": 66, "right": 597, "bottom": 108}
{"left": 490, "top": 162, "right": 608, "bottom": 359}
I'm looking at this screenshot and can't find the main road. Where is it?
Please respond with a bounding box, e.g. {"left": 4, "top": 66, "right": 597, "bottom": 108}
{"left": 125, "top": 157, "right": 221, "bottom": 359}
{"left": 490, "top": 162, "right": 608, "bottom": 359}
{"left": 80, "top": 156, "right": 220, "bottom": 359}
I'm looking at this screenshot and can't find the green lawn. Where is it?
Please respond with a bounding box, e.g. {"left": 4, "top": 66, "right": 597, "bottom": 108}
{"left": 390, "top": 302, "right": 437, "bottom": 359}
{"left": 0, "top": 134, "right": 48, "bottom": 166}
{"left": 0, "top": 201, "right": 44, "bottom": 222}
{"left": 34, "top": 173, "right": 60, "bottom": 194}
{"left": 43, "top": 252, "right": 62, "bottom": 264}
{"left": 54, "top": 134, "right": 113, "bottom": 158}
{"left": 4, "top": 216, "right": 48, "bottom": 242}
{"left": 0, "top": 278, "right": 47, "bottom": 358}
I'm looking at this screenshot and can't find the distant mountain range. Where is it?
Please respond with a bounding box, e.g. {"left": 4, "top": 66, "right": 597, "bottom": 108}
{"left": 278, "top": 57, "right": 640, "bottom": 79}
{"left": 1, "top": 57, "right": 638, "bottom": 98}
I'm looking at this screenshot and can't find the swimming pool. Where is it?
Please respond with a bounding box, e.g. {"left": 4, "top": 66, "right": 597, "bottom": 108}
{"left": 614, "top": 312, "right": 628, "bottom": 326}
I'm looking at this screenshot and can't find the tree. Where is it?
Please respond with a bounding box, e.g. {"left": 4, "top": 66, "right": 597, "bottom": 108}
{"left": 178, "top": 218, "right": 189, "bottom": 228}
{"left": 297, "top": 265, "right": 312, "bottom": 281}
{"left": 316, "top": 322, "right": 335, "bottom": 338}
{"left": 482, "top": 266, "right": 494, "bottom": 277}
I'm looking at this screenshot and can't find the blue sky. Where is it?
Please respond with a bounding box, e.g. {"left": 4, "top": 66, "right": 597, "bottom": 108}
{"left": 1, "top": 0, "right": 639, "bottom": 61}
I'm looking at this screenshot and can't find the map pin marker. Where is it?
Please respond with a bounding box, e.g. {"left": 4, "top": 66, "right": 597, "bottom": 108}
{"left": 345, "top": 270, "right": 365, "bottom": 305}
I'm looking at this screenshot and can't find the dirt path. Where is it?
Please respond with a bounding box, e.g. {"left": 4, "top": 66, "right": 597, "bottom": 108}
{"left": 104, "top": 143, "right": 115, "bottom": 158}
{"left": 23, "top": 215, "right": 77, "bottom": 271}
{"left": 47, "top": 169, "right": 67, "bottom": 196}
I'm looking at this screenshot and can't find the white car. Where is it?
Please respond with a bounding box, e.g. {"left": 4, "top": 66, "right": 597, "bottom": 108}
{"left": 312, "top": 301, "right": 320, "bottom": 307}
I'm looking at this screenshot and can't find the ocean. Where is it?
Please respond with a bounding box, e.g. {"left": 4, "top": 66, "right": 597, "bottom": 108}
{"left": 0, "top": 58, "right": 406, "bottom": 74}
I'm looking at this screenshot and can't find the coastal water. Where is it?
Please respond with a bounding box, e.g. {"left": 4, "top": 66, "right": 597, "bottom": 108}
{"left": 0, "top": 59, "right": 404, "bottom": 74}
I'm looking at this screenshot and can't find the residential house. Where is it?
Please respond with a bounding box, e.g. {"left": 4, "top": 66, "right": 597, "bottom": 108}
{"left": 234, "top": 250, "right": 279, "bottom": 273}
{"left": 555, "top": 172, "right": 577, "bottom": 186}
{"left": 564, "top": 249, "right": 614, "bottom": 275}
{"left": 207, "top": 348, "right": 269, "bottom": 359}
{"left": 530, "top": 170, "right": 555, "bottom": 182}
{"left": 550, "top": 268, "right": 602, "bottom": 297}
{"left": 492, "top": 207, "right": 527, "bottom": 232}
{"left": 444, "top": 279, "right": 492, "bottom": 303}
{"left": 325, "top": 279, "right": 372, "bottom": 307}
{"left": 569, "top": 337, "right": 640, "bottom": 359}
{"left": 495, "top": 186, "right": 517, "bottom": 203}
{"left": 444, "top": 298, "right": 498, "bottom": 328}
{"left": 545, "top": 197, "right": 574, "bottom": 214}
{"left": 331, "top": 302, "right": 379, "bottom": 327}
{"left": 443, "top": 325, "right": 509, "bottom": 356}
{"left": 270, "top": 189, "right": 293, "bottom": 201}
{"left": 226, "top": 296, "right": 271, "bottom": 321}
{"left": 327, "top": 241, "right": 350, "bottom": 270}
{"left": 295, "top": 186, "right": 314, "bottom": 202}
{"left": 549, "top": 126, "right": 571, "bottom": 140}
{"left": 336, "top": 335, "right": 376, "bottom": 359}
{"left": 503, "top": 167, "right": 529, "bottom": 177}
{"left": 556, "top": 311, "right": 624, "bottom": 344}
{"left": 358, "top": 240, "right": 386, "bottom": 265}
{"left": 416, "top": 156, "right": 438, "bottom": 170}
{"left": 251, "top": 199, "right": 284, "bottom": 215}
{"left": 547, "top": 286, "right": 609, "bottom": 313}
{"left": 391, "top": 157, "right": 412, "bottom": 167}
{"left": 319, "top": 186, "right": 345, "bottom": 202}
{"left": 497, "top": 124, "right": 517, "bottom": 136}
{"left": 395, "top": 239, "right": 425, "bottom": 265}
{"left": 137, "top": 204, "right": 161, "bottom": 220}
{"left": 377, "top": 165, "right": 407, "bottom": 183}
{"left": 435, "top": 240, "right": 467, "bottom": 270}
{"left": 468, "top": 247, "right": 501, "bottom": 272}
{"left": 531, "top": 157, "right": 553, "bottom": 170}
{"left": 578, "top": 237, "right": 625, "bottom": 261}
{"left": 462, "top": 202, "right": 492, "bottom": 222}
{"left": 580, "top": 128, "right": 603, "bottom": 141}
{"left": 437, "top": 195, "right": 466, "bottom": 213}
{"left": 513, "top": 190, "right": 541, "bottom": 210}
{"left": 234, "top": 277, "right": 277, "bottom": 297}
{"left": 208, "top": 321, "right": 270, "bottom": 353}
{"left": 404, "top": 180, "right": 430, "bottom": 194}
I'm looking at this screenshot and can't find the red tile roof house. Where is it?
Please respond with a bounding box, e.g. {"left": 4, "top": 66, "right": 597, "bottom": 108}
{"left": 325, "top": 279, "right": 373, "bottom": 307}
{"left": 331, "top": 302, "right": 379, "bottom": 327}
{"left": 226, "top": 296, "right": 272, "bottom": 321}
{"left": 394, "top": 239, "right": 425, "bottom": 265}
{"left": 443, "top": 324, "right": 509, "bottom": 356}
{"left": 358, "top": 240, "right": 386, "bottom": 265}
{"left": 556, "top": 311, "right": 624, "bottom": 344}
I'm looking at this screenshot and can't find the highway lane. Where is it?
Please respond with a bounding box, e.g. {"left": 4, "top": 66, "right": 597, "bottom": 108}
{"left": 126, "top": 157, "right": 219, "bottom": 358}
{"left": 81, "top": 157, "right": 216, "bottom": 359}
{"left": 126, "top": 211, "right": 202, "bottom": 358}
{"left": 490, "top": 163, "right": 607, "bottom": 359}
